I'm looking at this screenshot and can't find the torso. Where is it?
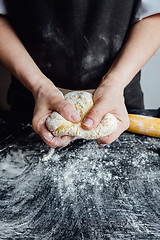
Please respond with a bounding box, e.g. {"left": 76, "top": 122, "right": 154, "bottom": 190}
{"left": 6, "top": 0, "right": 144, "bottom": 110}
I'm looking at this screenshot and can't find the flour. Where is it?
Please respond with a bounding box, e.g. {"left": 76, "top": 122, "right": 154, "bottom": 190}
{"left": 0, "top": 119, "right": 160, "bottom": 239}
{"left": 42, "top": 148, "right": 55, "bottom": 162}
{"left": 0, "top": 150, "right": 27, "bottom": 178}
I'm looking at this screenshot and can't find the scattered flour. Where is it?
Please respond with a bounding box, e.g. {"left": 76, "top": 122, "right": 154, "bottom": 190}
{"left": 0, "top": 150, "right": 27, "bottom": 178}
{"left": 0, "top": 120, "right": 160, "bottom": 239}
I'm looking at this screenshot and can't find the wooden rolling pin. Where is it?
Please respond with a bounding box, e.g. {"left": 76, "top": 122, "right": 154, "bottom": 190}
{"left": 127, "top": 114, "right": 160, "bottom": 138}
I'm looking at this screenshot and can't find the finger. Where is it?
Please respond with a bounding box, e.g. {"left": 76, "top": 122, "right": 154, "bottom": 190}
{"left": 60, "top": 135, "right": 73, "bottom": 147}
{"left": 32, "top": 117, "right": 55, "bottom": 146}
{"left": 35, "top": 88, "right": 81, "bottom": 124}
{"left": 32, "top": 111, "right": 48, "bottom": 134}
{"left": 32, "top": 114, "right": 56, "bottom": 147}
{"left": 40, "top": 129, "right": 71, "bottom": 148}
{"left": 34, "top": 120, "right": 73, "bottom": 148}
{"left": 47, "top": 136, "right": 73, "bottom": 148}
{"left": 32, "top": 103, "right": 76, "bottom": 147}
{"left": 53, "top": 99, "right": 81, "bottom": 123}
{"left": 40, "top": 127, "right": 56, "bottom": 147}
{"left": 96, "top": 118, "right": 129, "bottom": 146}
{"left": 82, "top": 101, "right": 107, "bottom": 130}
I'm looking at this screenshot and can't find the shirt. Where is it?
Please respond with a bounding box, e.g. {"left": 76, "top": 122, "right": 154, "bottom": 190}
{"left": 134, "top": 0, "right": 160, "bottom": 22}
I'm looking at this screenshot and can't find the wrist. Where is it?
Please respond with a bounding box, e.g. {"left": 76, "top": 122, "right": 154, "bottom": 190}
{"left": 30, "top": 73, "right": 47, "bottom": 96}
{"left": 31, "top": 74, "right": 63, "bottom": 103}
{"left": 31, "top": 74, "right": 56, "bottom": 99}
{"left": 101, "top": 72, "right": 126, "bottom": 93}
{"left": 14, "top": 63, "right": 49, "bottom": 97}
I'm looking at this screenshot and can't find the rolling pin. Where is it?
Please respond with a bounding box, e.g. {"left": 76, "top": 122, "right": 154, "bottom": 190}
{"left": 127, "top": 114, "right": 160, "bottom": 138}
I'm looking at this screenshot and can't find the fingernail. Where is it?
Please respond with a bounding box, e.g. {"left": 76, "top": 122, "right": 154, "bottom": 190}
{"left": 99, "top": 144, "right": 106, "bottom": 147}
{"left": 71, "top": 112, "right": 81, "bottom": 122}
{"left": 97, "top": 140, "right": 106, "bottom": 147}
{"left": 43, "top": 132, "right": 53, "bottom": 142}
{"left": 83, "top": 118, "right": 93, "bottom": 127}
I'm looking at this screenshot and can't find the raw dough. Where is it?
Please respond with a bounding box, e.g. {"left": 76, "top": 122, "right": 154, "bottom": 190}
{"left": 46, "top": 91, "right": 117, "bottom": 139}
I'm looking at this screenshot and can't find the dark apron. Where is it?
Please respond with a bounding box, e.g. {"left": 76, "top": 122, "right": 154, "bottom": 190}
{"left": 6, "top": 0, "right": 144, "bottom": 112}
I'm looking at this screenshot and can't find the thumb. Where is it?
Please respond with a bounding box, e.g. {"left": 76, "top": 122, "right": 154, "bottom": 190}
{"left": 54, "top": 97, "right": 81, "bottom": 123}
{"left": 82, "top": 101, "right": 107, "bottom": 130}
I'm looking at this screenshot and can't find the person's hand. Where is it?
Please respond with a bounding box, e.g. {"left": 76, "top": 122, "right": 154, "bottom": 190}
{"left": 82, "top": 80, "right": 130, "bottom": 146}
{"left": 32, "top": 77, "right": 81, "bottom": 148}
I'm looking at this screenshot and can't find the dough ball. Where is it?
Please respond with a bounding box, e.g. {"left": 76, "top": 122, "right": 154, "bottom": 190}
{"left": 46, "top": 91, "right": 117, "bottom": 140}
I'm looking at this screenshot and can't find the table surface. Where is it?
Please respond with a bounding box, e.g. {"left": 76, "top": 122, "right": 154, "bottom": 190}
{"left": 0, "top": 113, "right": 160, "bottom": 240}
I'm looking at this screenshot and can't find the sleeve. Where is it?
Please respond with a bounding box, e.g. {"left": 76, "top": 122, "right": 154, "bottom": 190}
{"left": 134, "top": 0, "right": 160, "bottom": 23}
{"left": 0, "top": 0, "right": 7, "bottom": 15}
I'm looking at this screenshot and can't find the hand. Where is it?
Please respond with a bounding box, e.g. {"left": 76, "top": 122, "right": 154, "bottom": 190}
{"left": 32, "top": 77, "right": 81, "bottom": 148}
{"left": 82, "top": 80, "right": 130, "bottom": 146}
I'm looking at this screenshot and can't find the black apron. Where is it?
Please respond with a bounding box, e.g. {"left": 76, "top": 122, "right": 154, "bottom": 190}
{"left": 6, "top": 0, "right": 144, "bottom": 112}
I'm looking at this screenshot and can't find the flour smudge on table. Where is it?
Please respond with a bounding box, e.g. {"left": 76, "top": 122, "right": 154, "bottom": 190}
{"left": 0, "top": 119, "right": 160, "bottom": 240}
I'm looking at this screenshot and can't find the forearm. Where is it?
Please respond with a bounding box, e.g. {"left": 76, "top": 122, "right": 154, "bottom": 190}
{"left": 0, "top": 16, "right": 51, "bottom": 96}
{"left": 102, "top": 14, "right": 160, "bottom": 89}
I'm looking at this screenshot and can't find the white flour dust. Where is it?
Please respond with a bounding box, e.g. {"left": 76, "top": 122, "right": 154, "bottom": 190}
{"left": 0, "top": 150, "right": 28, "bottom": 178}
{"left": 0, "top": 129, "right": 160, "bottom": 239}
